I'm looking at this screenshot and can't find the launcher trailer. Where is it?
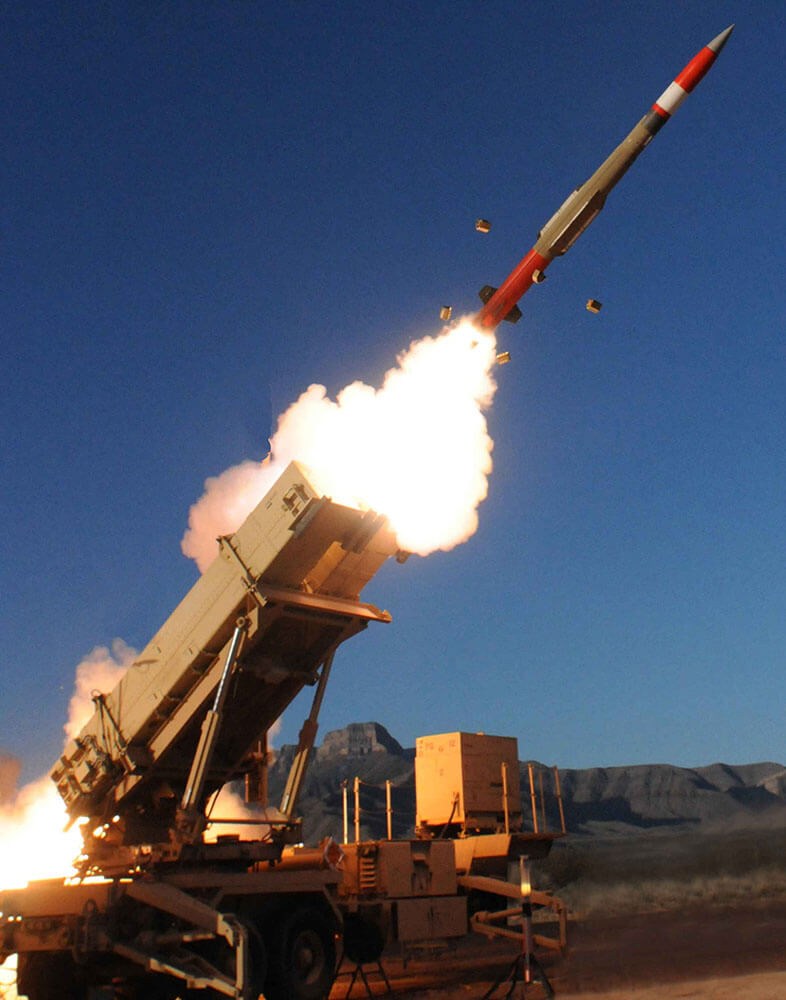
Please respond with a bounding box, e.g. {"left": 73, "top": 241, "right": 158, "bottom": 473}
{"left": 1, "top": 461, "right": 568, "bottom": 1000}
{"left": 1, "top": 461, "right": 402, "bottom": 1000}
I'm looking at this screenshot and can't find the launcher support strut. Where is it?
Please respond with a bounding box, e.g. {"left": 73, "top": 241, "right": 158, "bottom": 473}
{"left": 280, "top": 651, "right": 335, "bottom": 820}
{"left": 179, "top": 620, "right": 249, "bottom": 836}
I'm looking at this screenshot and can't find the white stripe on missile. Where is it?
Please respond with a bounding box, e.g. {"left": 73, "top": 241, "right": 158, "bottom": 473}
{"left": 655, "top": 81, "right": 689, "bottom": 116}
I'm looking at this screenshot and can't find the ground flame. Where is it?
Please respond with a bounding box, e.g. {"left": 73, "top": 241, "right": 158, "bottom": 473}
{"left": 0, "top": 642, "right": 135, "bottom": 893}
{"left": 0, "top": 779, "right": 82, "bottom": 892}
{"left": 182, "top": 319, "right": 498, "bottom": 570}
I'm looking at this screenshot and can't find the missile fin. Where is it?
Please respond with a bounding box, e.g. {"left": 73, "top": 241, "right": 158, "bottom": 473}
{"left": 478, "top": 285, "right": 522, "bottom": 322}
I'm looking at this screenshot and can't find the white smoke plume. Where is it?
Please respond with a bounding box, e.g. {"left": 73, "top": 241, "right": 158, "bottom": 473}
{"left": 203, "top": 785, "right": 271, "bottom": 843}
{"left": 203, "top": 716, "right": 283, "bottom": 841}
{"left": 0, "top": 753, "right": 20, "bottom": 807}
{"left": 64, "top": 639, "right": 138, "bottom": 742}
{"left": 182, "top": 319, "right": 498, "bottom": 571}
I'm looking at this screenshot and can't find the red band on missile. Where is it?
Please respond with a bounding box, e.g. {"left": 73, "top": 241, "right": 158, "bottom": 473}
{"left": 653, "top": 81, "right": 688, "bottom": 117}
{"left": 475, "top": 249, "right": 549, "bottom": 330}
{"left": 653, "top": 38, "right": 723, "bottom": 120}
{"left": 675, "top": 46, "right": 716, "bottom": 92}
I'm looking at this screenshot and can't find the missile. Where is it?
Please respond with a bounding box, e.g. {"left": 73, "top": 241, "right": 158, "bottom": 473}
{"left": 475, "top": 25, "right": 734, "bottom": 331}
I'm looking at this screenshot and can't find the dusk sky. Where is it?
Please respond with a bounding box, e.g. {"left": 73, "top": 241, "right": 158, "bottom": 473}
{"left": 2, "top": 2, "right": 784, "bottom": 786}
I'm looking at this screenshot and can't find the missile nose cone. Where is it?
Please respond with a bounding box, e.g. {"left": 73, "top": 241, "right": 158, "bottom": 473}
{"left": 707, "top": 24, "right": 734, "bottom": 54}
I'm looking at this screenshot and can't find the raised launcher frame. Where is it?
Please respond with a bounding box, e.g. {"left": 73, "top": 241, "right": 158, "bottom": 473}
{"left": 50, "top": 460, "right": 403, "bottom": 873}
{"left": 2, "top": 462, "right": 406, "bottom": 1000}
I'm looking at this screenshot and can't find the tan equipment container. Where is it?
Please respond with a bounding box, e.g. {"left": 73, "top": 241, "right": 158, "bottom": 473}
{"left": 415, "top": 731, "right": 522, "bottom": 836}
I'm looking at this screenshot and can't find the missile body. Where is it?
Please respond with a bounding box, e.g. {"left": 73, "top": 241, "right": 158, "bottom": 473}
{"left": 475, "top": 26, "right": 734, "bottom": 331}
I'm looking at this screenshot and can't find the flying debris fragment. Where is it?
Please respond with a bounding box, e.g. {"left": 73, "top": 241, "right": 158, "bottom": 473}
{"left": 496, "top": 352, "right": 511, "bottom": 366}
{"left": 440, "top": 305, "right": 452, "bottom": 321}
{"left": 475, "top": 218, "right": 491, "bottom": 233}
{"left": 473, "top": 25, "right": 734, "bottom": 331}
{"left": 586, "top": 299, "right": 602, "bottom": 314}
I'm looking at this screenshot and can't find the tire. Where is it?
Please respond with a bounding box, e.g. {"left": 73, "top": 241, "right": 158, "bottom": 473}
{"left": 264, "top": 907, "right": 336, "bottom": 1000}
{"left": 16, "top": 952, "right": 86, "bottom": 1000}
{"left": 111, "top": 973, "right": 180, "bottom": 1000}
{"left": 341, "top": 913, "right": 385, "bottom": 964}
{"left": 245, "top": 920, "right": 268, "bottom": 1000}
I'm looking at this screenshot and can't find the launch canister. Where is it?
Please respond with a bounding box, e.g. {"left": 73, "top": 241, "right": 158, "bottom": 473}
{"left": 475, "top": 25, "right": 734, "bottom": 331}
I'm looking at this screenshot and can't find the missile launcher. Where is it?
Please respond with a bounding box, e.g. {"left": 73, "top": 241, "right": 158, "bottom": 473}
{"left": 51, "top": 460, "right": 399, "bottom": 856}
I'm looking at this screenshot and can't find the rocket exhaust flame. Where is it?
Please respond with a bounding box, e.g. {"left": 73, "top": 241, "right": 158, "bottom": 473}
{"left": 0, "top": 644, "right": 136, "bottom": 901}
{"left": 182, "top": 320, "right": 499, "bottom": 571}
{"left": 64, "top": 639, "right": 135, "bottom": 742}
{"left": 0, "top": 779, "right": 83, "bottom": 892}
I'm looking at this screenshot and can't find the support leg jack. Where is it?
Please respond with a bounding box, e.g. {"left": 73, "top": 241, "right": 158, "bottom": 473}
{"left": 342, "top": 960, "right": 395, "bottom": 999}
{"left": 481, "top": 952, "right": 554, "bottom": 1000}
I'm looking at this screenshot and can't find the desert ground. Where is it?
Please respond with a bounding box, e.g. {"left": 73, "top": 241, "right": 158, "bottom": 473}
{"left": 330, "top": 900, "right": 786, "bottom": 999}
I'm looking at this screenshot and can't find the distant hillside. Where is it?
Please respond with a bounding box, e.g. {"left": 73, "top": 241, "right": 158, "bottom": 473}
{"left": 267, "top": 722, "right": 786, "bottom": 845}
{"left": 558, "top": 760, "right": 786, "bottom": 833}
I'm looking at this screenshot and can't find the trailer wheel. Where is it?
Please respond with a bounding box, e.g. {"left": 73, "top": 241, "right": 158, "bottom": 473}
{"left": 17, "top": 952, "right": 85, "bottom": 1000}
{"left": 112, "top": 973, "right": 181, "bottom": 1000}
{"left": 246, "top": 920, "right": 268, "bottom": 998}
{"left": 342, "top": 913, "right": 385, "bottom": 964}
{"left": 264, "top": 907, "right": 336, "bottom": 1000}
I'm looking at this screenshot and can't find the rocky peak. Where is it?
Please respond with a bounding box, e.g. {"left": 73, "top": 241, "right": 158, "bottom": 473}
{"left": 317, "top": 722, "right": 404, "bottom": 759}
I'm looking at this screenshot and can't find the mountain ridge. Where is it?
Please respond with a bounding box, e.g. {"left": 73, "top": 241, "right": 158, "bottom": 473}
{"left": 267, "top": 722, "right": 786, "bottom": 844}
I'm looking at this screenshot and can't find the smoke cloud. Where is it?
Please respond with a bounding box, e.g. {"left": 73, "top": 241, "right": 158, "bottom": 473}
{"left": 182, "top": 320, "right": 498, "bottom": 571}
{"left": 179, "top": 460, "right": 276, "bottom": 573}
{"left": 64, "top": 639, "right": 138, "bottom": 742}
{"left": 203, "top": 785, "right": 271, "bottom": 843}
{"left": 0, "top": 753, "right": 20, "bottom": 807}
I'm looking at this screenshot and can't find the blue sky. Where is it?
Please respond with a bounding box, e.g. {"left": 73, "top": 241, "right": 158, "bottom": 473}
{"left": 2, "top": 2, "right": 784, "bottom": 785}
